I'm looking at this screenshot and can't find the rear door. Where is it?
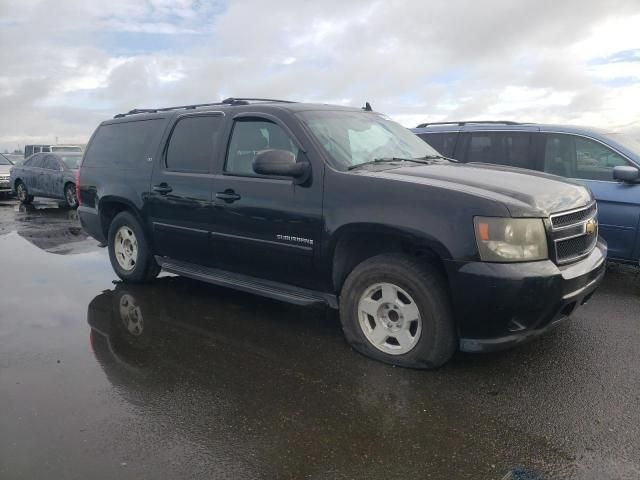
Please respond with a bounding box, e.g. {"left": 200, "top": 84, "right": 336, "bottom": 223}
{"left": 540, "top": 132, "right": 640, "bottom": 261}
{"left": 208, "top": 115, "right": 324, "bottom": 289}
{"left": 147, "top": 113, "right": 225, "bottom": 265}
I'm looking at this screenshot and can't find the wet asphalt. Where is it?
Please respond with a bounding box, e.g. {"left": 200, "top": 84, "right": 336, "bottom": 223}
{"left": 0, "top": 198, "right": 639, "bottom": 480}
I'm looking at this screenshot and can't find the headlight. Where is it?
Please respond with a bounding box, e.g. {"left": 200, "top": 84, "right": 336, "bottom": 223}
{"left": 474, "top": 217, "right": 548, "bottom": 262}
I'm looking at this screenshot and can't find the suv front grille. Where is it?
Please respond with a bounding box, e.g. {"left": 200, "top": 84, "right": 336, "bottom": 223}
{"left": 549, "top": 202, "right": 598, "bottom": 265}
{"left": 551, "top": 203, "right": 597, "bottom": 229}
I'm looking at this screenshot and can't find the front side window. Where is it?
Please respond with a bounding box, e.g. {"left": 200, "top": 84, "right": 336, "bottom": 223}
{"left": 225, "top": 119, "right": 299, "bottom": 176}
{"left": 300, "top": 111, "right": 438, "bottom": 170}
{"left": 165, "top": 115, "right": 223, "bottom": 172}
{"left": 543, "top": 134, "right": 631, "bottom": 181}
{"left": 465, "top": 132, "right": 532, "bottom": 168}
{"left": 43, "top": 156, "right": 60, "bottom": 170}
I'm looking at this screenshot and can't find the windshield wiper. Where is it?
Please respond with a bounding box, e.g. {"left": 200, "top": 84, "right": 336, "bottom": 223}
{"left": 348, "top": 157, "right": 436, "bottom": 170}
{"left": 419, "top": 154, "right": 459, "bottom": 163}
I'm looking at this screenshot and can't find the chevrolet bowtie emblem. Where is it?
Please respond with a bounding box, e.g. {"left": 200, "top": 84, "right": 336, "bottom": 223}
{"left": 586, "top": 218, "right": 597, "bottom": 235}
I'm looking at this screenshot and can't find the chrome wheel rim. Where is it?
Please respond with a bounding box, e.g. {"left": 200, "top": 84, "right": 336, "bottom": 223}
{"left": 65, "top": 186, "right": 76, "bottom": 207}
{"left": 119, "top": 294, "right": 144, "bottom": 336}
{"left": 114, "top": 226, "right": 138, "bottom": 272}
{"left": 357, "top": 282, "right": 422, "bottom": 355}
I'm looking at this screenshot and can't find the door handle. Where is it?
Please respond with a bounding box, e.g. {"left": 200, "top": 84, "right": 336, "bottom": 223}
{"left": 216, "top": 190, "right": 241, "bottom": 203}
{"left": 153, "top": 183, "right": 173, "bottom": 194}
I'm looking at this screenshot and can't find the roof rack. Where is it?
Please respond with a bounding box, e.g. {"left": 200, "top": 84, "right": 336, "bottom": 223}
{"left": 113, "top": 97, "right": 296, "bottom": 118}
{"left": 415, "top": 120, "right": 522, "bottom": 128}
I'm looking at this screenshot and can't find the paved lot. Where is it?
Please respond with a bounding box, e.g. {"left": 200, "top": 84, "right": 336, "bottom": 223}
{"left": 0, "top": 198, "right": 639, "bottom": 480}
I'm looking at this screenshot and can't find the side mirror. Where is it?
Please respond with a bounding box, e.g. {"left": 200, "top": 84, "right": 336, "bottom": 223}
{"left": 253, "top": 149, "right": 309, "bottom": 179}
{"left": 613, "top": 166, "right": 640, "bottom": 183}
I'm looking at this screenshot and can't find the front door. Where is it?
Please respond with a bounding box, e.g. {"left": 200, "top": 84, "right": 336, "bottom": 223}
{"left": 146, "top": 113, "right": 225, "bottom": 265}
{"left": 210, "top": 117, "right": 324, "bottom": 289}
{"left": 540, "top": 133, "right": 640, "bottom": 261}
{"left": 40, "top": 155, "right": 64, "bottom": 199}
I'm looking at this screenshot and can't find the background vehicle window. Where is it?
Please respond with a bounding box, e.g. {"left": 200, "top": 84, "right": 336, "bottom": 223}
{"left": 543, "top": 134, "right": 630, "bottom": 181}
{"left": 43, "top": 156, "right": 60, "bottom": 170}
{"left": 30, "top": 155, "right": 45, "bottom": 169}
{"left": 417, "top": 132, "right": 458, "bottom": 157}
{"left": 165, "top": 115, "right": 223, "bottom": 172}
{"left": 225, "top": 119, "right": 299, "bottom": 176}
{"left": 465, "top": 132, "right": 532, "bottom": 168}
{"left": 83, "top": 119, "right": 163, "bottom": 168}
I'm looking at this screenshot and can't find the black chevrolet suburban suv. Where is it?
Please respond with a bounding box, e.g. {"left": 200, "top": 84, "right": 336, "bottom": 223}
{"left": 78, "top": 98, "right": 606, "bottom": 368}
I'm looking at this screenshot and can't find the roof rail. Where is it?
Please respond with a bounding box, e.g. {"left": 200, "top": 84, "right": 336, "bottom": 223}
{"left": 415, "top": 120, "right": 522, "bottom": 128}
{"left": 113, "top": 97, "right": 296, "bottom": 118}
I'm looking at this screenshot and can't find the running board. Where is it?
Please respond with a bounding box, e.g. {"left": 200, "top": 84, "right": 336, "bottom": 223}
{"left": 156, "top": 257, "right": 339, "bottom": 309}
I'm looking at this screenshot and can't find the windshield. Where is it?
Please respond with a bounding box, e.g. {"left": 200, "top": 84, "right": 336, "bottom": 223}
{"left": 0, "top": 154, "right": 12, "bottom": 165}
{"left": 606, "top": 132, "right": 640, "bottom": 157}
{"left": 60, "top": 155, "right": 82, "bottom": 169}
{"left": 52, "top": 146, "right": 82, "bottom": 152}
{"left": 299, "top": 111, "right": 440, "bottom": 170}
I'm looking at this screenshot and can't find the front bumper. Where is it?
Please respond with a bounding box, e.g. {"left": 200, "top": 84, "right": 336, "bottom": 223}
{"left": 445, "top": 238, "right": 607, "bottom": 353}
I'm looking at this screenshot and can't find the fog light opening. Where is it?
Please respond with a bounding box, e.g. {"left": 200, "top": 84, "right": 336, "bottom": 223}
{"left": 560, "top": 302, "right": 576, "bottom": 317}
{"left": 581, "top": 292, "right": 594, "bottom": 306}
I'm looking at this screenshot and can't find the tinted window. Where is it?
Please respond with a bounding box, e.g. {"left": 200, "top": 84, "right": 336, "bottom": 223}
{"left": 43, "top": 156, "right": 60, "bottom": 170}
{"left": 465, "top": 132, "right": 532, "bottom": 168}
{"left": 418, "top": 132, "right": 458, "bottom": 157}
{"left": 84, "top": 119, "right": 164, "bottom": 168}
{"left": 225, "top": 119, "right": 299, "bottom": 176}
{"left": 165, "top": 115, "right": 223, "bottom": 172}
{"left": 543, "top": 134, "right": 631, "bottom": 181}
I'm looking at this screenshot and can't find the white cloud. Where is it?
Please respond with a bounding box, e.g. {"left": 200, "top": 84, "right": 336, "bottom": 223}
{"left": 1, "top": 0, "right": 640, "bottom": 151}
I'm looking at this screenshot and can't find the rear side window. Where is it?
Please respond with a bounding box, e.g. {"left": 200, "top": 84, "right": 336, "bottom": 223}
{"left": 465, "top": 132, "right": 532, "bottom": 169}
{"left": 84, "top": 119, "right": 164, "bottom": 168}
{"left": 165, "top": 115, "right": 224, "bottom": 172}
{"left": 417, "top": 132, "right": 458, "bottom": 157}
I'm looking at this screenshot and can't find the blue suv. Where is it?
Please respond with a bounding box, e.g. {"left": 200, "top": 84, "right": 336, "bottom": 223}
{"left": 412, "top": 122, "right": 640, "bottom": 265}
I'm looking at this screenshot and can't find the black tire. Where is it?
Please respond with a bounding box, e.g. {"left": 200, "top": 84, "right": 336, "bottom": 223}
{"left": 63, "top": 183, "right": 78, "bottom": 209}
{"left": 15, "top": 181, "right": 33, "bottom": 205}
{"left": 107, "top": 211, "right": 160, "bottom": 283}
{"left": 339, "top": 253, "right": 456, "bottom": 369}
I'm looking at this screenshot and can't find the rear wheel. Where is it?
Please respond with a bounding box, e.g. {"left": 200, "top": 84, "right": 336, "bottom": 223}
{"left": 64, "top": 183, "right": 78, "bottom": 209}
{"left": 339, "top": 253, "right": 456, "bottom": 369}
{"left": 15, "top": 181, "right": 33, "bottom": 204}
{"left": 107, "top": 211, "right": 160, "bottom": 283}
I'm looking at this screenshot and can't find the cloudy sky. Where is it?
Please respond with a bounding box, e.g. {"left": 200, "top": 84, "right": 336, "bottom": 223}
{"left": 1, "top": 0, "right": 639, "bottom": 151}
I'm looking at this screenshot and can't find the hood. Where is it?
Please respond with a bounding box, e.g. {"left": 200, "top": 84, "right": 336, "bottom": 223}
{"left": 368, "top": 162, "right": 592, "bottom": 217}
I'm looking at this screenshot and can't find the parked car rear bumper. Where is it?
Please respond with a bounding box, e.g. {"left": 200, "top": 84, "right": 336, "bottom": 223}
{"left": 444, "top": 238, "right": 607, "bottom": 352}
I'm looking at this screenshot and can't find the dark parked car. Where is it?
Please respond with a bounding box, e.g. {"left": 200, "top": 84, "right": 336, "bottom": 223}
{"left": 10, "top": 152, "right": 82, "bottom": 208}
{"left": 412, "top": 122, "right": 640, "bottom": 265}
{"left": 0, "top": 153, "right": 13, "bottom": 198}
{"left": 78, "top": 98, "right": 605, "bottom": 368}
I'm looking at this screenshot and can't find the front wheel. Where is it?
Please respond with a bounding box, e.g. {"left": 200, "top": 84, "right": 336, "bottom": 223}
{"left": 15, "top": 181, "right": 33, "bottom": 205}
{"left": 339, "top": 254, "right": 456, "bottom": 369}
{"left": 107, "top": 211, "right": 160, "bottom": 283}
